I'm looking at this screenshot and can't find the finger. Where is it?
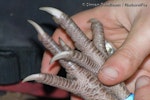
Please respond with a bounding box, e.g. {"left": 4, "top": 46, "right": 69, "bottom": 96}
{"left": 135, "top": 76, "right": 150, "bottom": 100}
{"left": 98, "top": 15, "right": 150, "bottom": 85}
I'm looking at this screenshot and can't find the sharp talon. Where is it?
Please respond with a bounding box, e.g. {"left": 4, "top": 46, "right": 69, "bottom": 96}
{"left": 51, "top": 51, "right": 72, "bottom": 63}
{"left": 22, "top": 74, "right": 43, "bottom": 82}
{"left": 39, "top": 7, "right": 63, "bottom": 18}
{"left": 28, "top": 20, "right": 45, "bottom": 36}
{"left": 49, "top": 56, "right": 59, "bottom": 65}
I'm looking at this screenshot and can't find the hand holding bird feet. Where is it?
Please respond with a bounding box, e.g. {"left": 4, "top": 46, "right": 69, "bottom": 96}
{"left": 23, "top": 7, "right": 131, "bottom": 100}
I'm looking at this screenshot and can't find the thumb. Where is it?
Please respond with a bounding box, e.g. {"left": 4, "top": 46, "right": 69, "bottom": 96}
{"left": 98, "top": 19, "right": 150, "bottom": 85}
{"left": 134, "top": 76, "right": 150, "bottom": 100}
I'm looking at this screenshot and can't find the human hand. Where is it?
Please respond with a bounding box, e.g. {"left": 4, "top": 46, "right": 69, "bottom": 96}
{"left": 41, "top": 0, "right": 150, "bottom": 99}
{"left": 98, "top": 0, "right": 150, "bottom": 93}
{"left": 135, "top": 75, "right": 150, "bottom": 100}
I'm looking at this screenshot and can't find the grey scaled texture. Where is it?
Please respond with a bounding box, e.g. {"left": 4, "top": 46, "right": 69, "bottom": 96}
{"left": 23, "top": 7, "right": 130, "bottom": 100}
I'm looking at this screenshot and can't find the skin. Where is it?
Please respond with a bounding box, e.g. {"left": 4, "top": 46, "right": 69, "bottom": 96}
{"left": 41, "top": 0, "right": 150, "bottom": 99}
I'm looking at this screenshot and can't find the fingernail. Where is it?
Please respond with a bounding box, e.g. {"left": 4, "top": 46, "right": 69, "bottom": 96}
{"left": 100, "top": 67, "right": 119, "bottom": 81}
{"left": 136, "top": 76, "right": 150, "bottom": 89}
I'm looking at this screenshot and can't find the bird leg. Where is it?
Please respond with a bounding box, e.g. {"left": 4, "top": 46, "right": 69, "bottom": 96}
{"left": 23, "top": 7, "right": 131, "bottom": 100}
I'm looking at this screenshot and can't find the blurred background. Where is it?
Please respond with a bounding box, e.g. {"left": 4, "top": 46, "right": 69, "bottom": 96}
{"left": 0, "top": 0, "right": 105, "bottom": 100}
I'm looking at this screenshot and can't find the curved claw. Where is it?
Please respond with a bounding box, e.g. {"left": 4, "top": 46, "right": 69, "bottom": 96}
{"left": 22, "top": 74, "right": 43, "bottom": 82}
{"left": 50, "top": 51, "right": 73, "bottom": 64}
{"left": 28, "top": 19, "right": 63, "bottom": 55}
{"left": 39, "top": 7, "right": 63, "bottom": 19}
{"left": 28, "top": 20, "right": 45, "bottom": 36}
{"left": 51, "top": 50, "right": 99, "bottom": 73}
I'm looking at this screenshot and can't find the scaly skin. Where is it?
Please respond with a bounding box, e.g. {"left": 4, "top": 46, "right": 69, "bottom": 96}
{"left": 23, "top": 7, "right": 130, "bottom": 100}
